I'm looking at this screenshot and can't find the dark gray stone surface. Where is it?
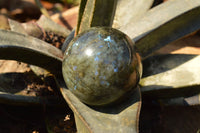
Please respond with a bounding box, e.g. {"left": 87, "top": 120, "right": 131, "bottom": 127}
{"left": 62, "top": 27, "right": 142, "bottom": 105}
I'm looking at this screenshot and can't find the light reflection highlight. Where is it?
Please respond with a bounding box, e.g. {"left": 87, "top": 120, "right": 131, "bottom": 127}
{"left": 85, "top": 48, "right": 93, "bottom": 56}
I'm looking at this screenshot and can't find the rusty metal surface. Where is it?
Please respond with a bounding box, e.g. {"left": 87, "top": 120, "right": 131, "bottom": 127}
{"left": 58, "top": 77, "right": 141, "bottom": 133}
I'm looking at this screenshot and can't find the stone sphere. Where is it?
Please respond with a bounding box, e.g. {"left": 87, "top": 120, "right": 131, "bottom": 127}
{"left": 62, "top": 27, "right": 142, "bottom": 106}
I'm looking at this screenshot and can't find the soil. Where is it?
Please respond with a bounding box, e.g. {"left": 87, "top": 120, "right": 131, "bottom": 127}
{"left": 43, "top": 31, "right": 66, "bottom": 49}
{"left": 0, "top": 60, "right": 77, "bottom": 133}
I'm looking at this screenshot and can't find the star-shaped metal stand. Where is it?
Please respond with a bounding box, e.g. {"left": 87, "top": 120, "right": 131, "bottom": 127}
{"left": 0, "top": 0, "right": 200, "bottom": 132}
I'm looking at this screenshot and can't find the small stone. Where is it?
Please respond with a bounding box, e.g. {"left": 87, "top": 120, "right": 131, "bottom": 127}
{"left": 62, "top": 27, "right": 142, "bottom": 106}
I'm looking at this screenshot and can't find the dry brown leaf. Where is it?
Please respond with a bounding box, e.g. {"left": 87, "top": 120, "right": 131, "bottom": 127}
{"left": 51, "top": 6, "right": 78, "bottom": 29}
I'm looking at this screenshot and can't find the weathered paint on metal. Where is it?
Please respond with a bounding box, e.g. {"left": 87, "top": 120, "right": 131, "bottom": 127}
{"left": 59, "top": 78, "right": 141, "bottom": 133}
{"left": 140, "top": 54, "right": 200, "bottom": 99}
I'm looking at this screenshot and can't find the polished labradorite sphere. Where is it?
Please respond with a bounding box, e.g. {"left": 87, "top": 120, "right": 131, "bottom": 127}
{"left": 62, "top": 27, "right": 142, "bottom": 106}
